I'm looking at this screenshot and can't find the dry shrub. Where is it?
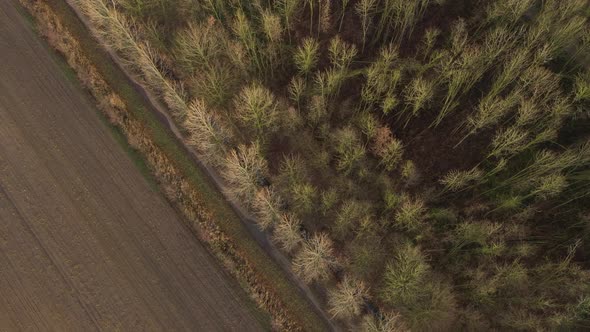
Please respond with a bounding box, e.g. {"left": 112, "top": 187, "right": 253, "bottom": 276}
{"left": 361, "top": 311, "right": 408, "bottom": 332}
{"left": 252, "top": 187, "right": 283, "bottom": 230}
{"left": 293, "top": 232, "right": 339, "bottom": 283}
{"left": 222, "top": 143, "right": 268, "bottom": 206}
{"left": 183, "top": 99, "right": 231, "bottom": 165}
{"left": 327, "top": 275, "right": 369, "bottom": 320}
{"left": 273, "top": 213, "right": 304, "bottom": 254}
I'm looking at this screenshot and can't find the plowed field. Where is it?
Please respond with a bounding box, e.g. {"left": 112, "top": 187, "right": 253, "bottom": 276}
{"left": 0, "top": 1, "right": 263, "bottom": 330}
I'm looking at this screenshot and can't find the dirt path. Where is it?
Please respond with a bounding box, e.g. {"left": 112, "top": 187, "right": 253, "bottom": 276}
{"left": 0, "top": 1, "right": 265, "bottom": 330}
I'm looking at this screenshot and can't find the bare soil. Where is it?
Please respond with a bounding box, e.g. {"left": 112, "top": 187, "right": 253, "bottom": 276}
{"left": 0, "top": 1, "right": 264, "bottom": 330}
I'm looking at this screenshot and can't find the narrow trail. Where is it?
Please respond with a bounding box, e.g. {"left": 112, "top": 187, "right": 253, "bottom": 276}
{"left": 63, "top": 1, "right": 339, "bottom": 330}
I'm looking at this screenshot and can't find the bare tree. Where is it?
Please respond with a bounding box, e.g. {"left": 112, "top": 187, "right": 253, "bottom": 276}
{"left": 252, "top": 187, "right": 283, "bottom": 230}
{"left": 293, "top": 233, "right": 338, "bottom": 283}
{"left": 273, "top": 213, "right": 303, "bottom": 253}
{"left": 328, "top": 275, "right": 369, "bottom": 320}
{"left": 184, "top": 99, "right": 231, "bottom": 165}
{"left": 235, "top": 83, "right": 279, "bottom": 140}
{"left": 223, "top": 143, "right": 268, "bottom": 206}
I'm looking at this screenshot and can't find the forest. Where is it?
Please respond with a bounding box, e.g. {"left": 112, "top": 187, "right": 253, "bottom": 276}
{"left": 74, "top": 0, "right": 589, "bottom": 330}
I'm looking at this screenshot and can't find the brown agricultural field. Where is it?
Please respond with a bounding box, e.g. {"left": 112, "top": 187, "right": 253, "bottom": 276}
{"left": 0, "top": 1, "right": 265, "bottom": 330}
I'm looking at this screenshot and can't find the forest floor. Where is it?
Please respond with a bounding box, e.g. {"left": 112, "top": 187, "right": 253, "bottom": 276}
{"left": 0, "top": 1, "right": 266, "bottom": 330}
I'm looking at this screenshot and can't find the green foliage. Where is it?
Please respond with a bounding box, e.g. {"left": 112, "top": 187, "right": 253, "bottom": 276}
{"left": 381, "top": 94, "right": 399, "bottom": 115}
{"left": 401, "top": 160, "right": 419, "bottom": 184}
{"left": 320, "top": 189, "right": 339, "bottom": 215}
{"left": 328, "top": 35, "right": 357, "bottom": 70}
{"left": 333, "top": 200, "right": 371, "bottom": 239}
{"left": 440, "top": 168, "right": 483, "bottom": 192}
{"left": 294, "top": 37, "right": 320, "bottom": 75}
{"left": 572, "top": 296, "right": 590, "bottom": 328}
{"left": 532, "top": 0, "right": 588, "bottom": 58}
{"left": 488, "top": 47, "right": 530, "bottom": 100}
{"left": 379, "top": 139, "right": 404, "bottom": 171}
{"left": 574, "top": 73, "right": 590, "bottom": 103}
{"left": 307, "top": 94, "right": 328, "bottom": 126}
{"left": 354, "top": 0, "right": 376, "bottom": 52}
{"left": 434, "top": 19, "right": 496, "bottom": 125}
{"left": 384, "top": 191, "right": 402, "bottom": 211}
{"left": 275, "top": 0, "right": 302, "bottom": 35}
{"left": 374, "top": 0, "right": 432, "bottom": 45}
{"left": 362, "top": 43, "right": 401, "bottom": 110}
{"left": 494, "top": 195, "right": 523, "bottom": 213}
{"left": 314, "top": 68, "right": 346, "bottom": 98}
{"left": 356, "top": 110, "right": 379, "bottom": 139}
{"left": 380, "top": 244, "right": 429, "bottom": 307}
{"left": 485, "top": 0, "right": 534, "bottom": 26}
{"left": 531, "top": 173, "right": 567, "bottom": 199}
{"left": 234, "top": 83, "right": 279, "bottom": 139}
{"left": 288, "top": 76, "right": 306, "bottom": 106}
{"left": 292, "top": 182, "right": 317, "bottom": 215}
{"left": 451, "top": 221, "right": 502, "bottom": 257}
{"left": 372, "top": 125, "right": 404, "bottom": 171}
{"left": 489, "top": 126, "right": 529, "bottom": 158}
{"left": 395, "top": 195, "right": 426, "bottom": 231}
{"left": 332, "top": 127, "right": 366, "bottom": 175}
{"left": 380, "top": 244, "right": 457, "bottom": 330}
{"left": 420, "top": 27, "right": 440, "bottom": 59}
{"left": 403, "top": 76, "right": 434, "bottom": 119}
{"left": 461, "top": 94, "right": 517, "bottom": 144}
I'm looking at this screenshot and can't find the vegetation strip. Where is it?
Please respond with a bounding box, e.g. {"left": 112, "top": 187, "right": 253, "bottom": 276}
{"left": 19, "top": 0, "right": 329, "bottom": 330}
